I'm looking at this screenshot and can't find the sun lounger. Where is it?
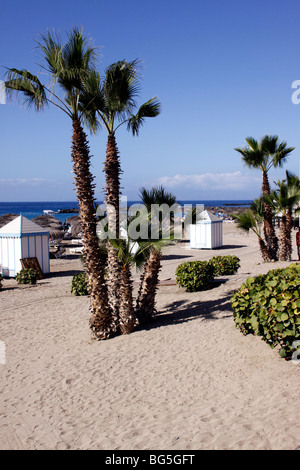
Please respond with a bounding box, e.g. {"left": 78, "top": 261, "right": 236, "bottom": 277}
{"left": 69, "top": 247, "right": 84, "bottom": 255}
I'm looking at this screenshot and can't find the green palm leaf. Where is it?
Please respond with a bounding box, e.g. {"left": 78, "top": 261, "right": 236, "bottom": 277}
{"left": 127, "top": 97, "right": 161, "bottom": 136}
{"left": 5, "top": 68, "right": 47, "bottom": 111}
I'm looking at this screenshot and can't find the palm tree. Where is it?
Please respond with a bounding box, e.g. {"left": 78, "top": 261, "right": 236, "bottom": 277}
{"left": 267, "top": 172, "right": 300, "bottom": 261}
{"left": 284, "top": 171, "right": 300, "bottom": 239}
{"left": 84, "top": 61, "right": 161, "bottom": 322}
{"left": 5, "top": 28, "right": 115, "bottom": 339}
{"left": 235, "top": 135, "right": 295, "bottom": 261}
{"left": 136, "top": 186, "right": 178, "bottom": 324}
{"left": 234, "top": 198, "right": 271, "bottom": 262}
{"left": 109, "top": 237, "right": 142, "bottom": 334}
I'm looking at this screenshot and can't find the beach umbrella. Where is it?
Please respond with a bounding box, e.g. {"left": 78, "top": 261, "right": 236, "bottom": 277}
{"left": 32, "top": 215, "right": 65, "bottom": 240}
{"left": 0, "top": 213, "right": 18, "bottom": 228}
{"left": 33, "top": 215, "right": 64, "bottom": 229}
{"left": 66, "top": 215, "right": 81, "bottom": 226}
{"left": 48, "top": 229, "right": 65, "bottom": 240}
{"left": 33, "top": 214, "right": 62, "bottom": 225}
{"left": 48, "top": 223, "right": 64, "bottom": 231}
{"left": 71, "top": 221, "right": 82, "bottom": 238}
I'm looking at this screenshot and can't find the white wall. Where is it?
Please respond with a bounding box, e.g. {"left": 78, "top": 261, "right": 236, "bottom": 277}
{"left": 0, "top": 234, "right": 49, "bottom": 277}
{"left": 0, "top": 237, "right": 22, "bottom": 277}
{"left": 189, "top": 222, "right": 223, "bottom": 249}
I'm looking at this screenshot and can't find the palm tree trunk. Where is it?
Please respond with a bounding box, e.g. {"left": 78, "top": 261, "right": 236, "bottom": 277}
{"left": 279, "top": 215, "right": 290, "bottom": 261}
{"left": 71, "top": 119, "right": 117, "bottom": 339}
{"left": 258, "top": 237, "right": 272, "bottom": 262}
{"left": 119, "top": 265, "right": 138, "bottom": 334}
{"left": 136, "top": 248, "right": 161, "bottom": 324}
{"left": 262, "top": 171, "right": 278, "bottom": 260}
{"left": 103, "top": 132, "right": 123, "bottom": 322}
{"left": 286, "top": 209, "right": 293, "bottom": 261}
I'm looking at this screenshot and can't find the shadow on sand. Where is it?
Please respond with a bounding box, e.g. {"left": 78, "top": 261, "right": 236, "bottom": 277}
{"left": 47, "top": 269, "right": 82, "bottom": 279}
{"left": 137, "top": 293, "right": 233, "bottom": 332}
{"left": 177, "top": 240, "right": 247, "bottom": 250}
{"left": 161, "top": 254, "right": 193, "bottom": 261}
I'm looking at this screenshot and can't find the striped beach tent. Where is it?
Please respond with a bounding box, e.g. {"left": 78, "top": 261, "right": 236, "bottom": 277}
{"left": 189, "top": 210, "right": 223, "bottom": 249}
{"left": 0, "top": 215, "right": 50, "bottom": 277}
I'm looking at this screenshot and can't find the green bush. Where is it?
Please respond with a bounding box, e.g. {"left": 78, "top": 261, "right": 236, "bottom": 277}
{"left": 175, "top": 260, "right": 215, "bottom": 292}
{"left": 71, "top": 272, "right": 89, "bottom": 296}
{"left": 0, "top": 274, "right": 3, "bottom": 290}
{"left": 208, "top": 255, "right": 240, "bottom": 276}
{"left": 231, "top": 263, "right": 300, "bottom": 359}
{"left": 16, "top": 268, "right": 38, "bottom": 285}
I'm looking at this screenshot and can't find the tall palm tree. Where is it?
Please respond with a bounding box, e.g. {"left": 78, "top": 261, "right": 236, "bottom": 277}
{"left": 5, "top": 28, "right": 115, "bottom": 339}
{"left": 284, "top": 171, "right": 300, "bottom": 240}
{"left": 267, "top": 172, "right": 300, "bottom": 261}
{"left": 234, "top": 198, "right": 271, "bottom": 262}
{"left": 235, "top": 135, "right": 295, "bottom": 261}
{"left": 84, "top": 61, "right": 161, "bottom": 323}
{"left": 136, "top": 186, "right": 178, "bottom": 324}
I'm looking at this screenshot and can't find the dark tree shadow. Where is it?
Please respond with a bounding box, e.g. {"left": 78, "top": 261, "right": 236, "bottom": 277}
{"left": 161, "top": 254, "right": 193, "bottom": 261}
{"left": 47, "top": 269, "right": 82, "bottom": 279}
{"left": 214, "top": 244, "right": 247, "bottom": 250}
{"left": 137, "top": 293, "right": 233, "bottom": 332}
{"left": 173, "top": 240, "right": 247, "bottom": 250}
{"left": 1, "top": 285, "right": 20, "bottom": 291}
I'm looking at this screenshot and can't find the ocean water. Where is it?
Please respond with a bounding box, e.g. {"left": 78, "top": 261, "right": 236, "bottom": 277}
{"left": 0, "top": 200, "right": 253, "bottom": 224}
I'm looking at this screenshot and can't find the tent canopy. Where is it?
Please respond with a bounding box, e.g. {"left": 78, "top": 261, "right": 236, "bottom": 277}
{"left": 0, "top": 216, "right": 50, "bottom": 277}
{"left": 190, "top": 210, "right": 223, "bottom": 249}
{"left": 0, "top": 215, "right": 49, "bottom": 237}
{"left": 195, "top": 210, "right": 221, "bottom": 223}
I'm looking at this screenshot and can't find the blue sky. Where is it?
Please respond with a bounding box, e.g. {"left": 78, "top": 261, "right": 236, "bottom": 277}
{"left": 1, "top": 0, "right": 300, "bottom": 202}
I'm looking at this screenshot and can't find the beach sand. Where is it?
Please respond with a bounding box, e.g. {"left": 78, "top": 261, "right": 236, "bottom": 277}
{"left": 1, "top": 222, "right": 300, "bottom": 450}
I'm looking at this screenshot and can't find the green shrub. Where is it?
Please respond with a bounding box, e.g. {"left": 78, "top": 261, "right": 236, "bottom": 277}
{"left": 16, "top": 268, "right": 38, "bottom": 285}
{"left": 0, "top": 274, "right": 3, "bottom": 290}
{"left": 231, "top": 263, "right": 300, "bottom": 359}
{"left": 208, "top": 255, "right": 240, "bottom": 276}
{"left": 71, "top": 272, "right": 89, "bottom": 296}
{"left": 175, "top": 260, "right": 214, "bottom": 292}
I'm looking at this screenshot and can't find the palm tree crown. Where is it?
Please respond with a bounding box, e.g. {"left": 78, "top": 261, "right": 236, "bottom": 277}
{"left": 6, "top": 28, "right": 98, "bottom": 121}
{"left": 235, "top": 135, "right": 294, "bottom": 177}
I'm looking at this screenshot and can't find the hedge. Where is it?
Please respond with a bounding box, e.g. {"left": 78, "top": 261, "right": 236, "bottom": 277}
{"left": 175, "top": 260, "right": 214, "bottom": 292}
{"left": 231, "top": 263, "right": 300, "bottom": 359}
{"left": 208, "top": 255, "right": 240, "bottom": 276}
{"left": 71, "top": 272, "right": 89, "bottom": 296}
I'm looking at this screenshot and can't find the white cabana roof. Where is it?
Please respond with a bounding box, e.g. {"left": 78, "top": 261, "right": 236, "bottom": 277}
{"left": 0, "top": 215, "right": 49, "bottom": 237}
{"left": 196, "top": 210, "right": 221, "bottom": 223}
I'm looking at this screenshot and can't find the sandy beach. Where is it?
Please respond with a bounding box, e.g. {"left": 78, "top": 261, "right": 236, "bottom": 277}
{"left": 1, "top": 221, "right": 300, "bottom": 450}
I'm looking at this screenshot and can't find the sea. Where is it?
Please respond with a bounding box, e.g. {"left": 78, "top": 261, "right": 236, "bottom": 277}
{"left": 0, "top": 200, "right": 253, "bottom": 224}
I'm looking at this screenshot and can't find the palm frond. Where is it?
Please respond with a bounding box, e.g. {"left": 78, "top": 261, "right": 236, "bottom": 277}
{"left": 127, "top": 97, "right": 161, "bottom": 136}
{"left": 79, "top": 70, "right": 106, "bottom": 133}
{"left": 103, "top": 60, "right": 140, "bottom": 118}
{"left": 234, "top": 208, "right": 262, "bottom": 238}
{"left": 37, "top": 27, "right": 99, "bottom": 119}
{"left": 5, "top": 68, "right": 47, "bottom": 111}
{"left": 273, "top": 142, "right": 295, "bottom": 168}
{"left": 245, "top": 136, "right": 259, "bottom": 151}
{"left": 37, "top": 30, "right": 63, "bottom": 75}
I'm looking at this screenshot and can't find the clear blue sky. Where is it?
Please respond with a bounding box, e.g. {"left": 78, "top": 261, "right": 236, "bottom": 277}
{"left": 1, "top": 0, "right": 300, "bottom": 202}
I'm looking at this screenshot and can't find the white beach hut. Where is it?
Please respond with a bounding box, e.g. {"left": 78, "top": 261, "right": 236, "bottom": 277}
{"left": 189, "top": 210, "right": 223, "bottom": 249}
{"left": 0, "top": 215, "right": 50, "bottom": 277}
